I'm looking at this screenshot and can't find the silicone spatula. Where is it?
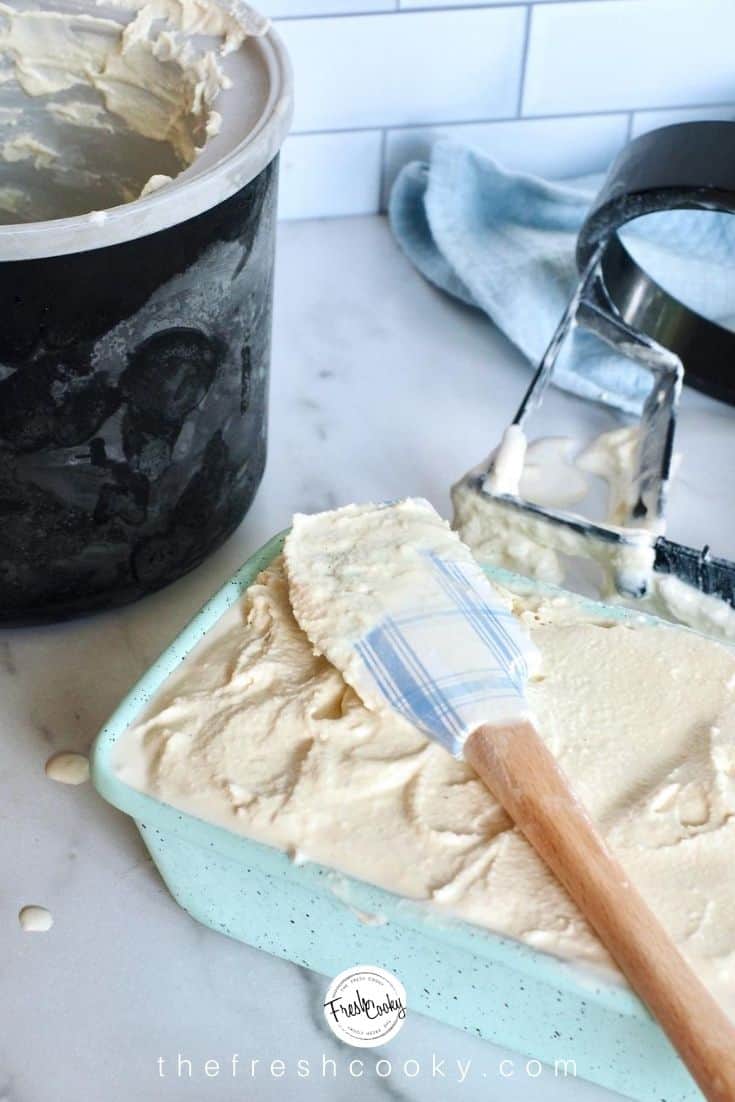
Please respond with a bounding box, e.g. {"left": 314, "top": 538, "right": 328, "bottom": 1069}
{"left": 284, "top": 497, "right": 735, "bottom": 1102}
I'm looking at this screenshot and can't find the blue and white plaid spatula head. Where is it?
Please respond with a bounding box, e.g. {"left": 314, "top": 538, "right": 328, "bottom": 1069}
{"left": 284, "top": 498, "right": 539, "bottom": 757}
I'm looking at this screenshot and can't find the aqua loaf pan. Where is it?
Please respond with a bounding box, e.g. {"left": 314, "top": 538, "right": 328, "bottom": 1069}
{"left": 91, "top": 531, "right": 703, "bottom": 1102}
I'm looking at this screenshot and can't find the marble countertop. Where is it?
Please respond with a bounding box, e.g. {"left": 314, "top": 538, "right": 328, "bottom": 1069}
{"left": 2, "top": 215, "right": 733, "bottom": 1102}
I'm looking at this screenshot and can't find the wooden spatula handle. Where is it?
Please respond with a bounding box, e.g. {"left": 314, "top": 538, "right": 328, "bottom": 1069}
{"left": 465, "top": 720, "right": 735, "bottom": 1102}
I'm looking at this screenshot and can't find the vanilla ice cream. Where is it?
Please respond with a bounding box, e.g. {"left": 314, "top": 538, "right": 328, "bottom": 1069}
{"left": 114, "top": 554, "right": 735, "bottom": 1016}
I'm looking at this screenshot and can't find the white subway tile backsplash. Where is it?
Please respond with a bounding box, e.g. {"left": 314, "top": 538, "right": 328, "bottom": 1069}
{"left": 383, "top": 113, "right": 628, "bottom": 202}
{"left": 279, "top": 131, "right": 384, "bottom": 218}
{"left": 265, "top": 0, "right": 735, "bottom": 220}
{"left": 631, "top": 103, "right": 735, "bottom": 138}
{"left": 523, "top": 0, "right": 735, "bottom": 118}
{"left": 278, "top": 8, "right": 526, "bottom": 132}
{"left": 398, "top": 0, "right": 551, "bottom": 8}
{"left": 267, "top": 0, "right": 391, "bottom": 17}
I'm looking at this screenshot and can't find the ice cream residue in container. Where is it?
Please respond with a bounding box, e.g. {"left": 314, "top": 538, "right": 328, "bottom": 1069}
{"left": 0, "top": 0, "right": 268, "bottom": 221}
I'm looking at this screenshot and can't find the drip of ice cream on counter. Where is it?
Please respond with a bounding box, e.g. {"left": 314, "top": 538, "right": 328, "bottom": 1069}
{"left": 114, "top": 556, "right": 735, "bottom": 1016}
{"left": 0, "top": 0, "right": 268, "bottom": 221}
{"left": 18, "top": 905, "right": 53, "bottom": 932}
{"left": 45, "top": 751, "right": 90, "bottom": 785}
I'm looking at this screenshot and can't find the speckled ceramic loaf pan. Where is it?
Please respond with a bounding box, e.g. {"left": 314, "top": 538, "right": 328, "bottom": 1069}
{"left": 91, "top": 532, "right": 703, "bottom": 1102}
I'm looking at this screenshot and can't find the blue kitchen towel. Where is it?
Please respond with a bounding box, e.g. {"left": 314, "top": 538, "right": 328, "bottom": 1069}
{"left": 389, "top": 140, "right": 735, "bottom": 415}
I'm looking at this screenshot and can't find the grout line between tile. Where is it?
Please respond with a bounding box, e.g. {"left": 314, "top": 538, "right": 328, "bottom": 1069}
{"left": 274, "top": 6, "right": 392, "bottom": 19}
{"left": 274, "top": 0, "right": 616, "bottom": 17}
{"left": 378, "top": 128, "right": 389, "bottom": 212}
{"left": 288, "top": 99, "right": 735, "bottom": 139}
{"left": 273, "top": 1, "right": 533, "bottom": 20}
{"left": 516, "top": 4, "right": 532, "bottom": 117}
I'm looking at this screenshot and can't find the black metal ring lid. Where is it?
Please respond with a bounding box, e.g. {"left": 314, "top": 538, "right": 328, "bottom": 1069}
{"left": 576, "top": 121, "right": 735, "bottom": 406}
